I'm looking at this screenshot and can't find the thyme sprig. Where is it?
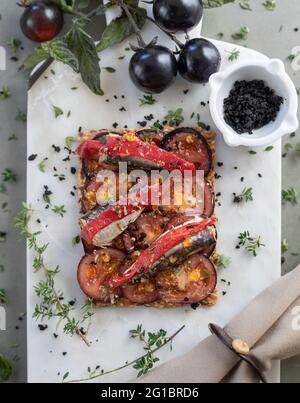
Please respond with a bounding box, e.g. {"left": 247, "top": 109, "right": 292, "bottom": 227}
{"left": 65, "top": 325, "right": 185, "bottom": 383}
{"left": 282, "top": 187, "right": 298, "bottom": 206}
{"left": 233, "top": 187, "right": 253, "bottom": 203}
{"left": 165, "top": 108, "right": 184, "bottom": 127}
{"left": 238, "top": 231, "right": 265, "bottom": 257}
{"left": 15, "top": 203, "right": 92, "bottom": 347}
{"left": 130, "top": 325, "right": 169, "bottom": 377}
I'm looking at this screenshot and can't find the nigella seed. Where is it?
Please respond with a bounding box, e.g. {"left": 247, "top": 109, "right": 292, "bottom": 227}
{"left": 224, "top": 80, "right": 283, "bottom": 135}
{"left": 28, "top": 154, "right": 37, "bottom": 161}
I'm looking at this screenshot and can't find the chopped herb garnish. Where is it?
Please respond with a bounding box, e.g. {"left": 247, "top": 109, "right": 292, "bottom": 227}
{"left": 226, "top": 48, "right": 241, "bottom": 61}
{"left": 233, "top": 187, "right": 253, "bottom": 203}
{"left": 139, "top": 95, "right": 157, "bottom": 106}
{"left": 281, "top": 239, "right": 289, "bottom": 254}
{"left": 2, "top": 169, "right": 17, "bottom": 183}
{"left": 216, "top": 254, "right": 231, "bottom": 269}
{"left": 52, "top": 205, "right": 67, "bottom": 218}
{"left": 72, "top": 235, "right": 81, "bottom": 246}
{"left": 65, "top": 136, "right": 77, "bottom": 148}
{"left": 263, "top": 0, "right": 276, "bottom": 11}
{"left": 150, "top": 121, "right": 163, "bottom": 133}
{"left": 239, "top": 1, "right": 252, "bottom": 11}
{"left": 287, "top": 54, "right": 296, "bottom": 62}
{"left": 0, "top": 184, "right": 7, "bottom": 194}
{"left": 238, "top": 231, "right": 265, "bottom": 256}
{"left": 232, "top": 26, "right": 250, "bottom": 40}
{"left": 285, "top": 142, "right": 300, "bottom": 155}
{"left": 0, "top": 86, "right": 11, "bottom": 100}
{"left": 53, "top": 105, "right": 64, "bottom": 119}
{"left": 8, "top": 133, "right": 18, "bottom": 141}
{"left": 165, "top": 108, "right": 184, "bottom": 127}
{"left": 38, "top": 158, "right": 48, "bottom": 173}
{"left": 264, "top": 145, "right": 274, "bottom": 152}
{"left": 0, "top": 289, "right": 9, "bottom": 304}
{"left": 0, "top": 353, "right": 14, "bottom": 382}
{"left": 282, "top": 187, "right": 298, "bottom": 206}
{"left": 7, "top": 37, "right": 22, "bottom": 53}
{"left": 15, "top": 110, "right": 27, "bottom": 122}
{"left": 104, "top": 66, "right": 116, "bottom": 73}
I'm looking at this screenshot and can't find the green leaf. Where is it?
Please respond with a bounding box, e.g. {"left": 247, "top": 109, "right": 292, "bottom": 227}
{"left": 97, "top": 8, "right": 147, "bottom": 52}
{"left": 0, "top": 354, "right": 14, "bottom": 382}
{"left": 264, "top": 145, "right": 274, "bottom": 152}
{"left": 53, "top": 105, "right": 64, "bottom": 118}
{"left": 203, "top": 0, "right": 235, "bottom": 7}
{"left": 52, "top": 0, "right": 76, "bottom": 13}
{"left": 41, "top": 40, "right": 79, "bottom": 73}
{"left": 22, "top": 47, "right": 49, "bottom": 72}
{"left": 66, "top": 21, "right": 103, "bottom": 96}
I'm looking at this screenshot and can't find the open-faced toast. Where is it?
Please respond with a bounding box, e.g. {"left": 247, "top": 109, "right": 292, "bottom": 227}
{"left": 76, "top": 127, "right": 218, "bottom": 308}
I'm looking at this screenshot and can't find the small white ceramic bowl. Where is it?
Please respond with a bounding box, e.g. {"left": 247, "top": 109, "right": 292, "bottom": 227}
{"left": 209, "top": 59, "right": 299, "bottom": 147}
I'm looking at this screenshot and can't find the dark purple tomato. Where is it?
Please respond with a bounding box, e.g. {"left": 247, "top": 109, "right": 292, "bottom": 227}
{"left": 153, "top": 0, "right": 203, "bottom": 33}
{"left": 129, "top": 45, "right": 178, "bottom": 94}
{"left": 178, "top": 38, "right": 221, "bottom": 83}
{"left": 20, "top": 1, "right": 64, "bottom": 42}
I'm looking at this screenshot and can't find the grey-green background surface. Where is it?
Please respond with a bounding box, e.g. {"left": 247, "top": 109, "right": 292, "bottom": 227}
{"left": 0, "top": 0, "right": 299, "bottom": 383}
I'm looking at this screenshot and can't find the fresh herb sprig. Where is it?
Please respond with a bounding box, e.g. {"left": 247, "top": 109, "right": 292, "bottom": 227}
{"left": 233, "top": 187, "right": 253, "bottom": 203}
{"left": 15, "top": 203, "right": 92, "bottom": 346}
{"left": 52, "top": 205, "right": 67, "bottom": 217}
{"left": 139, "top": 95, "right": 157, "bottom": 106}
{"left": 226, "top": 48, "right": 241, "bottom": 61}
{"left": 282, "top": 187, "right": 298, "bottom": 206}
{"left": 238, "top": 231, "right": 265, "bottom": 257}
{"left": 165, "top": 108, "right": 184, "bottom": 127}
{"left": 232, "top": 26, "right": 250, "bottom": 41}
{"left": 216, "top": 254, "right": 231, "bottom": 269}
{"left": 2, "top": 169, "right": 17, "bottom": 183}
{"left": 0, "top": 87, "right": 11, "bottom": 100}
{"left": 0, "top": 289, "right": 8, "bottom": 304}
{"left": 65, "top": 324, "right": 185, "bottom": 383}
{"left": 130, "top": 325, "right": 168, "bottom": 377}
{"left": 263, "top": 0, "right": 276, "bottom": 11}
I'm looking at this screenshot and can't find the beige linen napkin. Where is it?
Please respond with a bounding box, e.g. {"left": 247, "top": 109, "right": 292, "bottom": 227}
{"left": 138, "top": 264, "right": 300, "bottom": 383}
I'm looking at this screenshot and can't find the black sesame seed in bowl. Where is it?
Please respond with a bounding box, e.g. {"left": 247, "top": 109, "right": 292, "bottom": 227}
{"left": 209, "top": 59, "right": 299, "bottom": 148}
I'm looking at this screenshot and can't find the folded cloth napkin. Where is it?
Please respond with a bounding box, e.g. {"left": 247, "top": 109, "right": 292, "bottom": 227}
{"left": 138, "top": 264, "right": 300, "bottom": 383}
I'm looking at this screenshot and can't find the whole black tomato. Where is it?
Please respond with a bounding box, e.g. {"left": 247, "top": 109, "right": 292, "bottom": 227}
{"left": 129, "top": 46, "right": 178, "bottom": 94}
{"left": 20, "top": 1, "right": 64, "bottom": 42}
{"left": 178, "top": 38, "right": 221, "bottom": 83}
{"left": 153, "top": 0, "right": 203, "bottom": 33}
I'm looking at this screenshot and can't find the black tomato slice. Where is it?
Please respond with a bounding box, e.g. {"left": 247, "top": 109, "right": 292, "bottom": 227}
{"left": 161, "top": 128, "right": 212, "bottom": 175}
{"left": 156, "top": 254, "right": 217, "bottom": 304}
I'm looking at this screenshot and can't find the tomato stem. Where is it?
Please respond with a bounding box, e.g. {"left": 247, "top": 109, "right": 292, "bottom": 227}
{"left": 117, "top": 0, "right": 147, "bottom": 48}
{"left": 146, "top": 16, "right": 184, "bottom": 49}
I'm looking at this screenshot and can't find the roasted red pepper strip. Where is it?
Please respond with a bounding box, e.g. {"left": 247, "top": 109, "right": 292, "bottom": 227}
{"left": 108, "top": 216, "right": 218, "bottom": 288}
{"left": 81, "top": 184, "right": 161, "bottom": 244}
{"left": 76, "top": 135, "right": 196, "bottom": 172}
